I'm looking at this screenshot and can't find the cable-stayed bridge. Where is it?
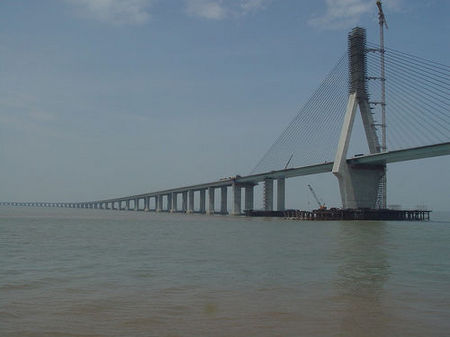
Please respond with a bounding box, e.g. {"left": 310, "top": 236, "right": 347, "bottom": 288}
{"left": 2, "top": 27, "right": 449, "bottom": 214}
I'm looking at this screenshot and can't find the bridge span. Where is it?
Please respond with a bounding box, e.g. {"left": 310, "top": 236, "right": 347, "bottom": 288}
{"left": 2, "top": 142, "right": 448, "bottom": 215}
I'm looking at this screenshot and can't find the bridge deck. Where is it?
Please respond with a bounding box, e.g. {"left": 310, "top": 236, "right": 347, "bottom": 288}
{"left": 3, "top": 142, "right": 449, "bottom": 206}
{"left": 236, "top": 142, "right": 450, "bottom": 184}
{"left": 94, "top": 142, "right": 450, "bottom": 204}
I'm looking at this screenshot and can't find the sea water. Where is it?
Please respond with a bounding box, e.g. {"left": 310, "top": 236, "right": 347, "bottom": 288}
{"left": 1, "top": 207, "right": 449, "bottom": 336}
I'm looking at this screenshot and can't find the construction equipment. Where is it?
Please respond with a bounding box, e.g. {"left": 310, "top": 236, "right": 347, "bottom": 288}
{"left": 307, "top": 184, "right": 326, "bottom": 210}
{"left": 376, "top": 0, "right": 389, "bottom": 209}
{"left": 284, "top": 153, "right": 294, "bottom": 169}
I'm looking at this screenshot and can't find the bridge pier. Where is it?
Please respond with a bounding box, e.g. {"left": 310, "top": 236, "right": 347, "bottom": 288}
{"left": 171, "top": 192, "right": 178, "bottom": 212}
{"left": 244, "top": 185, "right": 254, "bottom": 211}
{"left": 181, "top": 191, "right": 187, "bottom": 212}
{"left": 165, "top": 193, "right": 172, "bottom": 212}
{"left": 277, "top": 178, "right": 285, "bottom": 211}
{"left": 264, "top": 178, "right": 274, "bottom": 211}
{"left": 156, "top": 195, "right": 163, "bottom": 212}
{"left": 199, "top": 189, "right": 206, "bottom": 214}
{"left": 232, "top": 183, "right": 241, "bottom": 215}
{"left": 208, "top": 187, "right": 215, "bottom": 214}
{"left": 220, "top": 186, "right": 228, "bottom": 214}
{"left": 187, "top": 190, "right": 194, "bottom": 213}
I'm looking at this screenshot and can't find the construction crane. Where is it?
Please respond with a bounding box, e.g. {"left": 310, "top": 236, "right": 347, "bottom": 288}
{"left": 284, "top": 153, "right": 294, "bottom": 169}
{"left": 376, "top": 0, "right": 388, "bottom": 209}
{"left": 307, "top": 184, "right": 326, "bottom": 210}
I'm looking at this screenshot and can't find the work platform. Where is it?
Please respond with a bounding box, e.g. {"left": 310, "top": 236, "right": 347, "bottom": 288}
{"left": 245, "top": 208, "right": 431, "bottom": 221}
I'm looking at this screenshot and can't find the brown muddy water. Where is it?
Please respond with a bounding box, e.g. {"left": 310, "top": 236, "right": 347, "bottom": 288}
{"left": 1, "top": 207, "right": 449, "bottom": 336}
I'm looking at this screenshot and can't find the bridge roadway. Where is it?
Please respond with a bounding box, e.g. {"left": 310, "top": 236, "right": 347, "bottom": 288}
{"left": 2, "top": 142, "right": 449, "bottom": 214}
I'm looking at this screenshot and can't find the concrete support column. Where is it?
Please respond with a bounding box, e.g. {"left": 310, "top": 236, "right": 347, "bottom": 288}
{"left": 182, "top": 191, "right": 188, "bottom": 212}
{"left": 232, "top": 183, "right": 241, "bottom": 216}
{"left": 199, "top": 189, "right": 206, "bottom": 214}
{"left": 171, "top": 192, "right": 178, "bottom": 212}
{"left": 244, "top": 185, "right": 254, "bottom": 211}
{"left": 277, "top": 178, "right": 285, "bottom": 211}
{"left": 111, "top": 201, "right": 116, "bottom": 210}
{"left": 126, "top": 200, "right": 130, "bottom": 210}
{"left": 144, "top": 197, "right": 149, "bottom": 212}
{"left": 134, "top": 198, "right": 138, "bottom": 211}
{"left": 220, "top": 186, "right": 228, "bottom": 214}
{"left": 208, "top": 187, "right": 215, "bottom": 214}
{"left": 156, "top": 195, "right": 163, "bottom": 212}
{"left": 151, "top": 196, "right": 156, "bottom": 211}
{"left": 187, "top": 190, "right": 194, "bottom": 213}
{"left": 167, "top": 194, "right": 172, "bottom": 212}
{"left": 264, "top": 178, "right": 274, "bottom": 211}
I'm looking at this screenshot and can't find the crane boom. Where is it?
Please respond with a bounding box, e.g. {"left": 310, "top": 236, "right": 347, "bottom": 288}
{"left": 284, "top": 153, "right": 294, "bottom": 169}
{"left": 307, "top": 184, "right": 326, "bottom": 209}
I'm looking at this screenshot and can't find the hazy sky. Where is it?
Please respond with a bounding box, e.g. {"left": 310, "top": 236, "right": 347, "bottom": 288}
{"left": 1, "top": 0, "right": 449, "bottom": 210}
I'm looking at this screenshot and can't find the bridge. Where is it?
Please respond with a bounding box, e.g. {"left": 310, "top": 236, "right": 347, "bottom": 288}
{"left": 2, "top": 27, "right": 449, "bottom": 214}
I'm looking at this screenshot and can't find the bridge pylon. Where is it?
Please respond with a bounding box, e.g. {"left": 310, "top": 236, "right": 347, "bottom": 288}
{"left": 333, "top": 27, "right": 386, "bottom": 209}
